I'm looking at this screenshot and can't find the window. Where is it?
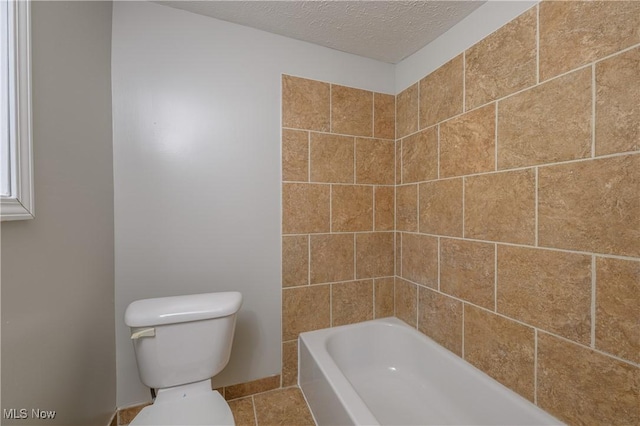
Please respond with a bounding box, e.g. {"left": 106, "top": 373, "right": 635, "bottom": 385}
{"left": 1, "top": 0, "right": 33, "bottom": 221}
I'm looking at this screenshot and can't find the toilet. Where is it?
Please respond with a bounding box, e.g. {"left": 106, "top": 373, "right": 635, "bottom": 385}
{"left": 124, "top": 291, "right": 243, "bottom": 425}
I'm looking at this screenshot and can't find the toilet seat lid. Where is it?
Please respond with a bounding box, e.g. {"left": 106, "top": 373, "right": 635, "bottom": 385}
{"left": 129, "top": 390, "right": 235, "bottom": 426}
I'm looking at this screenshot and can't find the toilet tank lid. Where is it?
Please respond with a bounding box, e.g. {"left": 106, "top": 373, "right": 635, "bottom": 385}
{"left": 124, "top": 291, "right": 242, "bottom": 327}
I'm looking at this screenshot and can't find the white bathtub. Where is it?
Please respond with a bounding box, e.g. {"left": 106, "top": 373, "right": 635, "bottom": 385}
{"left": 299, "top": 317, "right": 561, "bottom": 426}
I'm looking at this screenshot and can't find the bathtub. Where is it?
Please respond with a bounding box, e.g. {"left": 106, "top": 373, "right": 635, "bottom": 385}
{"left": 299, "top": 317, "right": 561, "bottom": 426}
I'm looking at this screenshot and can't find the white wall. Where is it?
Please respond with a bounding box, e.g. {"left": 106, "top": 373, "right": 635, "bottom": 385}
{"left": 112, "top": 1, "right": 394, "bottom": 407}
{"left": 395, "top": 1, "right": 538, "bottom": 92}
{"left": 1, "top": 2, "right": 115, "bottom": 424}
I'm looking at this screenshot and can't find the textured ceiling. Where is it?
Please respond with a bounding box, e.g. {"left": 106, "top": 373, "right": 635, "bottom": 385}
{"left": 157, "top": 1, "right": 486, "bottom": 64}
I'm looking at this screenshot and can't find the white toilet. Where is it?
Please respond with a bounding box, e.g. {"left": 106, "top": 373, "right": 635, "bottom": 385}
{"left": 124, "top": 291, "right": 243, "bottom": 425}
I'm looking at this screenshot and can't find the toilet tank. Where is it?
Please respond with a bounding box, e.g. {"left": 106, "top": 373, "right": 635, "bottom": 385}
{"left": 125, "top": 291, "right": 242, "bottom": 389}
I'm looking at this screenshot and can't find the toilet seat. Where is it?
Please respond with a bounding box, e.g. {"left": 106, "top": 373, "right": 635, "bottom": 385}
{"left": 130, "top": 381, "right": 235, "bottom": 426}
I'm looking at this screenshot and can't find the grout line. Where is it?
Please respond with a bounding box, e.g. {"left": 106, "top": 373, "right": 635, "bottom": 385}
{"left": 284, "top": 230, "right": 394, "bottom": 237}
{"left": 437, "top": 124, "right": 440, "bottom": 179}
{"left": 592, "top": 40, "right": 640, "bottom": 66}
{"left": 394, "top": 187, "right": 398, "bottom": 276}
{"left": 287, "top": 149, "right": 640, "bottom": 187}
{"left": 531, "top": 149, "right": 640, "bottom": 170}
{"left": 251, "top": 395, "right": 258, "bottom": 426}
{"left": 537, "top": 56, "right": 594, "bottom": 86}
{"left": 416, "top": 182, "right": 421, "bottom": 232}
{"left": 283, "top": 180, "right": 395, "bottom": 187}
{"left": 283, "top": 127, "right": 395, "bottom": 142}
{"left": 535, "top": 167, "right": 539, "bottom": 247}
{"left": 417, "top": 80, "right": 421, "bottom": 131}
{"left": 537, "top": 39, "right": 640, "bottom": 85}
{"left": 591, "top": 64, "right": 596, "bottom": 158}
{"left": 283, "top": 276, "right": 394, "bottom": 290}
{"left": 393, "top": 231, "right": 397, "bottom": 276}
{"left": 372, "top": 279, "right": 377, "bottom": 318}
{"left": 402, "top": 274, "right": 640, "bottom": 369}
{"left": 462, "top": 177, "right": 466, "bottom": 238}
{"left": 393, "top": 141, "right": 398, "bottom": 188}
{"left": 591, "top": 255, "right": 596, "bottom": 348}
{"left": 329, "top": 84, "right": 333, "bottom": 133}
{"left": 534, "top": 328, "right": 538, "bottom": 405}
{"left": 536, "top": 4, "right": 540, "bottom": 85}
{"left": 494, "top": 243, "right": 498, "bottom": 312}
{"left": 394, "top": 138, "right": 398, "bottom": 187}
{"left": 437, "top": 237, "right": 442, "bottom": 291}
{"left": 461, "top": 303, "right": 465, "bottom": 359}
{"left": 307, "top": 131, "right": 311, "bottom": 182}
{"left": 371, "top": 92, "right": 375, "bottom": 138}
{"left": 353, "top": 137, "right": 357, "bottom": 184}
{"left": 405, "top": 276, "right": 548, "bottom": 329}
{"left": 307, "top": 236, "right": 311, "bottom": 286}
{"left": 393, "top": 172, "right": 397, "bottom": 272}
{"left": 400, "top": 138, "right": 404, "bottom": 184}
{"left": 392, "top": 274, "right": 397, "bottom": 317}
{"left": 540, "top": 327, "right": 640, "bottom": 370}
{"left": 329, "top": 184, "right": 333, "bottom": 233}
{"left": 329, "top": 283, "right": 334, "bottom": 327}
{"left": 494, "top": 102, "right": 499, "bottom": 171}
{"left": 353, "top": 233, "right": 357, "bottom": 282}
{"left": 290, "top": 230, "right": 639, "bottom": 264}
{"left": 399, "top": 232, "right": 403, "bottom": 278}
{"left": 372, "top": 186, "right": 376, "bottom": 230}
{"left": 437, "top": 237, "right": 441, "bottom": 291}
{"left": 463, "top": 50, "right": 467, "bottom": 112}
{"left": 394, "top": 230, "right": 640, "bottom": 262}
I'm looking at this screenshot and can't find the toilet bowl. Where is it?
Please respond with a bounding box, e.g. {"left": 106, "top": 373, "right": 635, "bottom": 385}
{"left": 129, "top": 381, "right": 233, "bottom": 426}
{"left": 124, "top": 291, "right": 242, "bottom": 426}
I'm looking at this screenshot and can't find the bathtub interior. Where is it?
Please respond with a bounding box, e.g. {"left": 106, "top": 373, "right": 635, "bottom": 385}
{"left": 300, "top": 317, "right": 562, "bottom": 426}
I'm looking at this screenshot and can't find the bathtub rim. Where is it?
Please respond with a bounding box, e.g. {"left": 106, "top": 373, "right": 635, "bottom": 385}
{"left": 300, "top": 317, "right": 420, "bottom": 425}
{"left": 299, "top": 316, "right": 562, "bottom": 426}
{"left": 299, "top": 319, "right": 383, "bottom": 425}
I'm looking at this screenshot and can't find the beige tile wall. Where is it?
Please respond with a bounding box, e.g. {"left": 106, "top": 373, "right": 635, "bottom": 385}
{"left": 395, "top": 2, "right": 640, "bottom": 425}
{"left": 281, "top": 75, "right": 396, "bottom": 388}
{"left": 281, "top": 3, "right": 639, "bottom": 424}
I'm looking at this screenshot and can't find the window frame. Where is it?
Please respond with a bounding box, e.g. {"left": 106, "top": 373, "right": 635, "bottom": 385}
{"left": 1, "top": 0, "right": 33, "bottom": 221}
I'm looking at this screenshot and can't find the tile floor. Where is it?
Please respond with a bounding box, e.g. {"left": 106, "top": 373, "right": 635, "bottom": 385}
{"left": 117, "top": 386, "right": 315, "bottom": 426}
{"left": 228, "top": 386, "right": 315, "bottom": 426}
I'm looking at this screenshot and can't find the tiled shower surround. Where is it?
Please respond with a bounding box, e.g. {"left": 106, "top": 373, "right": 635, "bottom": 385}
{"left": 282, "top": 2, "right": 639, "bottom": 425}
{"left": 281, "top": 75, "right": 398, "bottom": 387}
